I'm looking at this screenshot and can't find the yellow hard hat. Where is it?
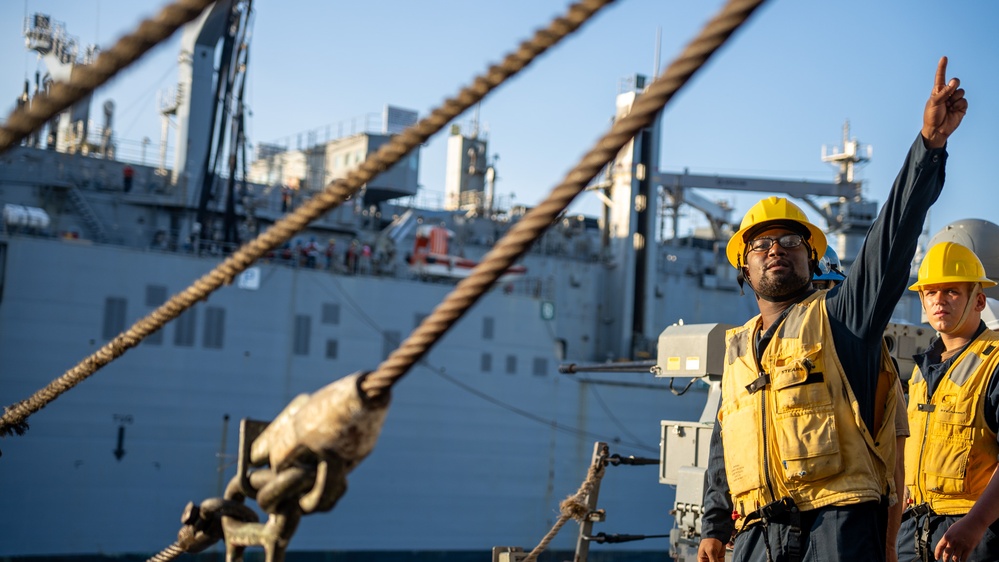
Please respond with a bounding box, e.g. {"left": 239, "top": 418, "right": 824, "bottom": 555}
{"left": 908, "top": 241, "right": 998, "bottom": 291}
{"left": 725, "top": 196, "right": 827, "bottom": 268}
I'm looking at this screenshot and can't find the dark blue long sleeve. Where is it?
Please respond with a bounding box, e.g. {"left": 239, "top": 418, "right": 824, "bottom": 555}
{"left": 825, "top": 134, "right": 947, "bottom": 431}
{"left": 700, "top": 134, "right": 949, "bottom": 540}
{"left": 701, "top": 417, "right": 734, "bottom": 542}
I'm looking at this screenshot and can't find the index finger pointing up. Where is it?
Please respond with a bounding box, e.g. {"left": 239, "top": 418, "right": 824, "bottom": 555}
{"left": 935, "top": 56, "right": 949, "bottom": 90}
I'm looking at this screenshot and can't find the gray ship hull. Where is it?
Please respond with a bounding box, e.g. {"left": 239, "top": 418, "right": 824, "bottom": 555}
{"left": 0, "top": 233, "right": 705, "bottom": 558}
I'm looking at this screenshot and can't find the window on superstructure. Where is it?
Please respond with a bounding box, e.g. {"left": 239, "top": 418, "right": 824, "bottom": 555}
{"left": 483, "top": 317, "right": 495, "bottom": 340}
{"left": 293, "top": 315, "right": 311, "bottom": 356}
{"left": 204, "top": 307, "right": 225, "bottom": 349}
{"left": 321, "top": 303, "right": 340, "bottom": 325}
{"left": 144, "top": 285, "right": 167, "bottom": 345}
{"left": 506, "top": 355, "right": 517, "bottom": 375}
{"left": 383, "top": 330, "right": 401, "bottom": 360}
{"left": 481, "top": 353, "right": 492, "bottom": 373}
{"left": 533, "top": 358, "right": 548, "bottom": 376}
{"left": 326, "top": 339, "right": 339, "bottom": 359}
{"left": 175, "top": 307, "right": 197, "bottom": 347}
{"left": 102, "top": 297, "right": 127, "bottom": 340}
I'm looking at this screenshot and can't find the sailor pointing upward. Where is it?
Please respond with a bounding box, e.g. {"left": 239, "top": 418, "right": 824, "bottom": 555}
{"left": 697, "top": 56, "right": 967, "bottom": 562}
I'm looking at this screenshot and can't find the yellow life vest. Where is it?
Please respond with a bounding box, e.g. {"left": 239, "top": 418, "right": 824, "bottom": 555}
{"left": 719, "top": 291, "right": 895, "bottom": 528}
{"left": 905, "top": 329, "right": 999, "bottom": 515}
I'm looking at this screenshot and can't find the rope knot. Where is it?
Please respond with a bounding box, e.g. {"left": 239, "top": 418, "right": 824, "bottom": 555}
{"left": 559, "top": 494, "right": 591, "bottom": 521}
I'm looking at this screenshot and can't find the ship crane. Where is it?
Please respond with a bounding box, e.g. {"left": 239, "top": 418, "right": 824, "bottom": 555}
{"left": 651, "top": 122, "right": 875, "bottom": 268}
{"left": 653, "top": 170, "right": 860, "bottom": 240}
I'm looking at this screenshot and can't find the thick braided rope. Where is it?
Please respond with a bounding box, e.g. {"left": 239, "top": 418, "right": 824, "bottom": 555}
{"left": 362, "top": 0, "right": 767, "bottom": 399}
{"left": 0, "top": 0, "right": 216, "bottom": 153}
{"left": 523, "top": 449, "right": 607, "bottom": 562}
{"left": 0, "top": 0, "right": 616, "bottom": 437}
{"left": 524, "top": 515, "right": 573, "bottom": 562}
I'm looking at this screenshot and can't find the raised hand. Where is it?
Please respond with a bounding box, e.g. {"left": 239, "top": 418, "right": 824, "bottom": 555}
{"left": 922, "top": 56, "right": 968, "bottom": 149}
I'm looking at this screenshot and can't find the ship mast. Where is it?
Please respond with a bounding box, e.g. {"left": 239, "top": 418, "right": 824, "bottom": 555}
{"left": 22, "top": 13, "right": 99, "bottom": 154}
{"left": 820, "top": 120, "right": 873, "bottom": 266}
{"left": 821, "top": 120, "right": 870, "bottom": 195}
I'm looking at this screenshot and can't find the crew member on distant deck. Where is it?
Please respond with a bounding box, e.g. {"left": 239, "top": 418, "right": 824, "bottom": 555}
{"left": 697, "top": 56, "right": 966, "bottom": 562}
{"left": 346, "top": 239, "right": 360, "bottom": 274}
{"left": 325, "top": 238, "right": 337, "bottom": 271}
{"left": 306, "top": 237, "right": 320, "bottom": 268}
{"left": 897, "top": 242, "right": 999, "bottom": 562}
{"left": 360, "top": 243, "right": 373, "bottom": 274}
{"left": 123, "top": 164, "right": 134, "bottom": 192}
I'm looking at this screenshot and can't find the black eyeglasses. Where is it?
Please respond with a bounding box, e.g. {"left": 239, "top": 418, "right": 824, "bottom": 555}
{"left": 747, "top": 233, "right": 805, "bottom": 253}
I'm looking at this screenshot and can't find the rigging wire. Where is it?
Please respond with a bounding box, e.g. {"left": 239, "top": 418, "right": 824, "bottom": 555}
{"left": 432, "top": 365, "right": 656, "bottom": 454}
{"left": 584, "top": 381, "right": 648, "bottom": 449}
{"left": 21, "top": 0, "right": 28, "bottom": 87}
{"left": 118, "top": 63, "right": 177, "bottom": 138}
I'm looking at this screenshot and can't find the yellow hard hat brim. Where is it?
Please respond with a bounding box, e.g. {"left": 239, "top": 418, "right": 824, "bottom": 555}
{"left": 726, "top": 220, "right": 827, "bottom": 269}
{"left": 909, "top": 277, "right": 998, "bottom": 291}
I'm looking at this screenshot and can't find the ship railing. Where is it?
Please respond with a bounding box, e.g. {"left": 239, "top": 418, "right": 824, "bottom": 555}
{"left": 389, "top": 191, "right": 520, "bottom": 219}
{"left": 4, "top": 121, "right": 174, "bottom": 168}
{"left": 261, "top": 112, "right": 384, "bottom": 152}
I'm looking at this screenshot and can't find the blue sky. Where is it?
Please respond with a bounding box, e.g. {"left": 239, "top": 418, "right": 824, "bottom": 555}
{"left": 2, "top": 0, "right": 998, "bottom": 241}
